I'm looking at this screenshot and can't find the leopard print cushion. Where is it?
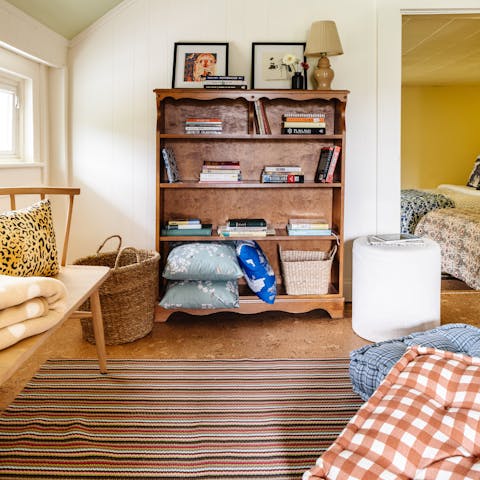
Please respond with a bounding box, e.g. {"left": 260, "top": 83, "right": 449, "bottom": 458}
{"left": 0, "top": 199, "right": 59, "bottom": 277}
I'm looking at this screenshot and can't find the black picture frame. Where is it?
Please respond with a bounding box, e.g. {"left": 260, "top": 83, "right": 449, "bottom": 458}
{"left": 251, "top": 42, "right": 307, "bottom": 89}
{"left": 172, "top": 42, "right": 229, "bottom": 88}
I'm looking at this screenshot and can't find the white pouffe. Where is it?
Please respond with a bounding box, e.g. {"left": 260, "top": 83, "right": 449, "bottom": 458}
{"left": 352, "top": 236, "right": 441, "bottom": 342}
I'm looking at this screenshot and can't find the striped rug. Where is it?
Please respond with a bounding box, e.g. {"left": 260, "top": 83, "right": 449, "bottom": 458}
{"left": 0, "top": 358, "right": 362, "bottom": 479}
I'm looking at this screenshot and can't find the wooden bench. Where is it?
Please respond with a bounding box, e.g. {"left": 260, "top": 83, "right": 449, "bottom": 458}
{"left": 0, "top": 187, "right": 109, "bottom": 384}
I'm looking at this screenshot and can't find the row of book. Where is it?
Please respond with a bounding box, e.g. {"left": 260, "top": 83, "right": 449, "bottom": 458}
{"left": 161, "top": 217, "right": 334, "bottom": 237}
{"left": 203, "top": 75, "right": 247, "bottom": 90}
{"left": 282, "top": 112, "right": 326, "bottom": 135}
{"left": 199, "top": 160, "right": 241, "bottom": 182}
{"left": 314, "top": 145, "right": 341, "bottom": 183}
{"left": 185, "top": 117, "right": 222, "bottom": 135}
{"left": 261, "top": 165, "right": 304, "bottom": 184}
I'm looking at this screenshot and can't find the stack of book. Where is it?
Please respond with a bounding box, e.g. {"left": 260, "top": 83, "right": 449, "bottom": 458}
{"left": 281, "top": 112, "right": 326, "bottom": 135}
{"left": 185, "top": 117, "right": 222, "bottom": 135}
{"left": 261, "top": 165, "right": 304, "bottom": 183}
{"left": 161, "top": 219, "right": 212, "bottom": 236}
{"left": 199, "top": 160, "right": 241, "bottom": 182}
{"left": 203, "top": 75, "right": 247, "bottom": 89}
{"left": 315, "top": 145, "right": 341, "bottom": 183}
{"left": 217, "top": 218, "right": 270, "bottom": 237}
{"left": 286, "top": 218, "right": 332, "bottom": 236}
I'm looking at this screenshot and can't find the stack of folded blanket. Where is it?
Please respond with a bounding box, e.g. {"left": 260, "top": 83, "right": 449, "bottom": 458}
{"left": 0, "top": 275, "right": 67, "bottom": 350}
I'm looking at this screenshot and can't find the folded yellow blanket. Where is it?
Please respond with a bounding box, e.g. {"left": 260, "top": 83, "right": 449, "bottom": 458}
{"left": 0, "top": 275, "right": 67, "bottom": 350}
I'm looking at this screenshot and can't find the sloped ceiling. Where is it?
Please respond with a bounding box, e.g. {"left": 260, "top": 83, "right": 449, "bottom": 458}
{"left": 403, "top": 14, "right": 480, "bottom": 86}
{"left": 4, "top": 0, "right": 124, "bottom": 40}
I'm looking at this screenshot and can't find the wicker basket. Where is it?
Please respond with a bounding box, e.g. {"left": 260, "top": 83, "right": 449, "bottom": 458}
{"left": 74, "top": 235, "right": 160, "bottom": 345}
{"left": 280, "top": 245, "right": 337, "bottom": 295}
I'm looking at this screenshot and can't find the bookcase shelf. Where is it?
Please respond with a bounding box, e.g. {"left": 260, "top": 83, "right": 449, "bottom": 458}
{"left": 154, "top": 88, "right": 348, "bottom": 321}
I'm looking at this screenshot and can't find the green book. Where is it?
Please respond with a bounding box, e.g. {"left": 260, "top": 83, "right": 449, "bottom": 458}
{"left": 161, "top": 224, "right": 212, "bottom": 236}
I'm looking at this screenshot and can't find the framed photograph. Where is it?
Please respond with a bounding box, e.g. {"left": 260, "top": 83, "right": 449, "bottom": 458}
{"left": 172, "top": 42, "right": 229, "bottom": 88}
{"left": 251, "top": 42, "right": 306, "bottom": 89}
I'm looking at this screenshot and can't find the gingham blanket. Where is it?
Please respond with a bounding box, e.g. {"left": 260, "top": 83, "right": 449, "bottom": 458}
{"left": 304, "top": 346, "right": 480, "bottom": 480}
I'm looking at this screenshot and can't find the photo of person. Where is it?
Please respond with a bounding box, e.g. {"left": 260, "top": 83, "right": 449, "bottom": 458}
{"left": 183, "top": 52, "right": 217, "bottom": 82}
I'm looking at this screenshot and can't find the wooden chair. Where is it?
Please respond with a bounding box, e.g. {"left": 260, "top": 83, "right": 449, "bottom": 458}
{"left": 0, "top": 187, "right": 110, "bottom": 384}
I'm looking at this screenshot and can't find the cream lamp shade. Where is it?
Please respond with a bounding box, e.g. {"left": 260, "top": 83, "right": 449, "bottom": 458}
{"left": 305, "top": 20, "right": 343, "bottom": 89}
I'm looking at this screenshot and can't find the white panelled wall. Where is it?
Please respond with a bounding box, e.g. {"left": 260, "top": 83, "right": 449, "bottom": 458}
{"left": 2, "top": 0, "right": 479, "bottom": 299}
{"left": 68, "top": 0, "right": 378, "bottom": 298}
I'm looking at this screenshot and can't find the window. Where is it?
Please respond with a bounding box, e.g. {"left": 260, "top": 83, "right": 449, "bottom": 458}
{"left": 0, "top": 73, "right": 22, "bottom": 159}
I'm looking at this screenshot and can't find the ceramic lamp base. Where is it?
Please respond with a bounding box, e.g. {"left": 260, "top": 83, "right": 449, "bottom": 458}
{"left": 313, "top": 55, "right": 334, "bottom": 89}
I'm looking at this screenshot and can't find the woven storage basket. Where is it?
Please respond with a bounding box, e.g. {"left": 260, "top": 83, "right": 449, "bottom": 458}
{"left": 74, "top": 235, "right": 160, "bottom": 345}
{"left": 280, "top": 245, "right": 337, "bottom": 295}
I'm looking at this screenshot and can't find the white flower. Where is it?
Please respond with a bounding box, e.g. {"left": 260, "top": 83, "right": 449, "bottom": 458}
{"left": 282, "top": 53, "right": 300, "bottom": 73}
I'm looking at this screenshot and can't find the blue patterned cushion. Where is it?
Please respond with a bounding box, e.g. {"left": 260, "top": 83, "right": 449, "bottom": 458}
{"left": 235, "top": 241, "right": 276, "bottom": 304}
{"left": 350, "top": 323, "right": 480, "bottom": 401}
{"left": 163, "top": 242, "right": 243, "bottom": 281}
{"left": 159, "top": 280, "right": 239, "bottom": 309}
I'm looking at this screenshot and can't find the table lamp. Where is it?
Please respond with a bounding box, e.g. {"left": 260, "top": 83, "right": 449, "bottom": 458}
{"left": 305, "top": 20, "right": 343, "bottom": 89}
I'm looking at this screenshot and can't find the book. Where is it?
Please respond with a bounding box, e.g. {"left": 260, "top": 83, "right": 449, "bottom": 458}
{"left": 186, "top": 130, "right": 222, "bottom": 135}
{"left": 367, "top": 233, "right": 424, "bottom": 245}
{"left": 315, "top": 146, "right": 335, "bottom": 183}
{"left": 199, "top": 172, "right": 241, "bottom": 181}
{"left": 164, "top": 223, "right": 203, "bottom": 230}
{"left": 161, "top": 224, "right": 213, "bottom": 237}
{"left": 161, "top": 147, "right": 180, "bottom": 183}
{"left": 203, "top": 161, "right": 240, "bottom": 167}
{"left": 201, "top": 168, "right": 241, "bottom": 174}
{"left": 288, "top": 218, "right": 329, "bottom": 229}
{"left": 168, "top": 218, "right": 201, "bottom": 226}
{"left": 283, "top": 121, "right": 326, "bottom": 128}
{"left": 283, "top": 116, "right": 326, "bottom": 122}
{"left": 228, "top": 218, "right": 267, "bottom": 227}
{"left": 218, "top": 226, "right": 267, "bottom": 237}
{"left": 185, "top": 125, "right": 223, "bottom": 130}
{"left": 324, "top": 146, "right": 341, "bottom": 183}
{"left": 261, "top": 173, "right": 304, "bottom": 183}
{"left": 282, "top": 127, "right": 326, "bottom": 135}
{"left": 286, "top": 225, "right": 332, "bottom": 236}
{"left": 264, "top": 165, "right": 302, "bottom": 173}
{"left": 205, "top": 75, "right": 245, "bottom": 80}
{"left": 186, "top": 117, "right": 222, "bottom": 123}
{"left": 282, "top": 112, "right": 326, "bottom": 118}
{"left": 204, "top": 84, "right": 248, "bottom": 89}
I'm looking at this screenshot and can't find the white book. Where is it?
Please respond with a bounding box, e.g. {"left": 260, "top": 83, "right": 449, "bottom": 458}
{"left": 264, "top": 165, "right": 302, "bottom": 173}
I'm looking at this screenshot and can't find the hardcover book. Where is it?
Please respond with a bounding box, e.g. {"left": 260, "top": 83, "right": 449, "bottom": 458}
{"left": 282, "top": 127, "right": 326, "bottom": 135}
{"left": 315, "top": 146, "right": 336, "bottom": 183}
{"left": 286, "top": 225, "right": 332, "bottom": 236}
{"left": 161, "top": 224, "right": 213, "bottom": 236}
{"left": 161, "top": 147, "right": 180, "bottom": 183}
{"left": 228, "top": 218, "right": 267, "bottom": 227}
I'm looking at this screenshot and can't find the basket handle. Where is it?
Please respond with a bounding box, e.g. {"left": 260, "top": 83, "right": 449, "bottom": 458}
{"left": 97, "top": 235, "right": 122, "bottom": 255}
{"left": 328, "top": 244, "right": 338, "bottom": 259}
{"left": 114, "top": 246, "right": 141, "bottom": 270}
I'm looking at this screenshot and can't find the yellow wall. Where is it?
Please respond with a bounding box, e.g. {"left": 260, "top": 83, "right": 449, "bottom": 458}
{"left": 402, "top": 85, "right": 480, "bottom": 189}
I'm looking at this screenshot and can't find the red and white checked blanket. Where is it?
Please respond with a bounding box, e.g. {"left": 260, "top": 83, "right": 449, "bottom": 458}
{"left": 304, "top": 346, "right": 480, "bottom": 480}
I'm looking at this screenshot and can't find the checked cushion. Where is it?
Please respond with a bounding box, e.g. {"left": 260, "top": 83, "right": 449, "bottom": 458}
{"left": 350, "top": 323, "right": 480, "bottom": 401}
{"left": 304, "top": 346, "right": 480, "bottom": 480}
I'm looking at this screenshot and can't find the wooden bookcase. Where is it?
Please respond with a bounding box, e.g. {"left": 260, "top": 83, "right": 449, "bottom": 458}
{"left": 154, "top": 88, "right": 348, "bottom": 321}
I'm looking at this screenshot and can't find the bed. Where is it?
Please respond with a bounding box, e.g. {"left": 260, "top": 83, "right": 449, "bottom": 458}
{"left": 400, "top": 183, "right": 480, "bottom": 289}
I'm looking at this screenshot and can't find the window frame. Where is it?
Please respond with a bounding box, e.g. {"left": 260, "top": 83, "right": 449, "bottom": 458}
{"left": 0, "top": 72, "right": 24, "bottom": 161}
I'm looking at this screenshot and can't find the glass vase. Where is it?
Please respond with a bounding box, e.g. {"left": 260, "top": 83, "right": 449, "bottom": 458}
{"left": 291, "top": 72, "right": 304, "bottom": 89}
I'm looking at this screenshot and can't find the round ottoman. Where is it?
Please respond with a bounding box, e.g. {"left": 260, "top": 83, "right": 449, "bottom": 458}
{"left": 352, "top": 236, "right": 441, "bottom": 342}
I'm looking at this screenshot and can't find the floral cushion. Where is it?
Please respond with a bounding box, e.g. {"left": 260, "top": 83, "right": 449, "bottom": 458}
{"left": 162, "top": 242, "right": 243, "bottom": 281}
{"left": 466, "top": 156, "right": 480, "bottom": 189}
{"left": 159, "top": 280, "right": 239, "bottom": 309}
{"left": 235, "top": 240, "right": 276, "bottom": 304}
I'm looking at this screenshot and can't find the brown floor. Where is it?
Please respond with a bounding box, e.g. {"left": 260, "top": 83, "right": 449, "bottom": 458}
{"left": 0, "top": 287, "right": 479, "bottom": 411}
